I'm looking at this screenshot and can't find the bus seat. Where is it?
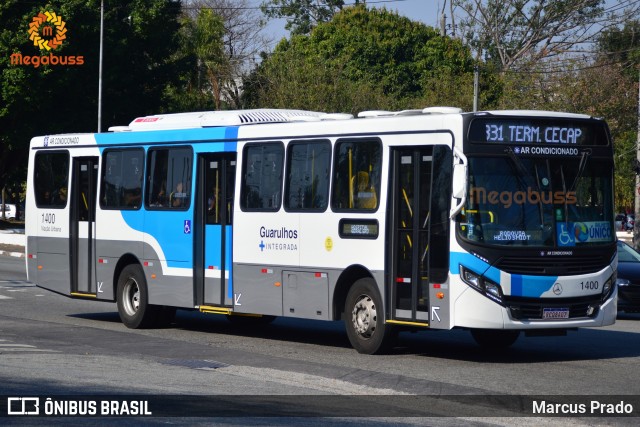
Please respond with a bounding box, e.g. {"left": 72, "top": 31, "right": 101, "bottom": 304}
{"left": 353, "top": 171, "right": 377, "bottom": 209}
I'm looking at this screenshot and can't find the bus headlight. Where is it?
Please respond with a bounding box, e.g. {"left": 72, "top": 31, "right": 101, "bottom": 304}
{"left": 484, "top": 281, "right": 502, "bottom": 300}
{"left": 461, "top": 267, "right": 481, "bottom": 289}
{"left": 460, "top": 266, "right": 503, "bottom": 303}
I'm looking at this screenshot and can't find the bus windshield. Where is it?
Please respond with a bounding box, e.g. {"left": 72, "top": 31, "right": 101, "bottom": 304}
{"left": 458, "top": 155, "right": 614, "bottom": 247}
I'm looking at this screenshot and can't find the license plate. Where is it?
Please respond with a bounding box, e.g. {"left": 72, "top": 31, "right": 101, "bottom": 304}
{"left": 543, "top": 308, "right": 569, "bottom": 319}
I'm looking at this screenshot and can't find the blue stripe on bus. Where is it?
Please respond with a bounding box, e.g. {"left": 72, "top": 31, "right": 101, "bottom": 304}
{"left": 226, "top": 225, "right": 233, "bottom": 299}
{"left": 94, "top": 126, "right": 238, "bottom": 145}
{"left": 450, "top": 252, "right": 490, "bottom": 276}
{"left": 510, "top": 275, "right": 557, "bottom": 298}
{"left": 451, "top": 251, "right": 558, "bottom": 297}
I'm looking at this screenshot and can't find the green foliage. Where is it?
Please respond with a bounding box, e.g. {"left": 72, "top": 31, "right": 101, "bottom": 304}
{"left": 598, "top": 19, "right": 640, "bottom": 80}
{"left": 591, "top": 21, "right": 640, "bottom": 212}
{"left": 246, "top": 5, "right": 477, "bottom": 113}
{"left": 163, "top": 7, "right": 227, "bottom": 111}
{"left": 261, "top": 0, "right": 344, "bottom": 35}
{"left": 0, "top": 0, "right": 183, "bottom": 189}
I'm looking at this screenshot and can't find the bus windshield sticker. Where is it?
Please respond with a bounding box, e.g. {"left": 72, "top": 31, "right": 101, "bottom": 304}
{"left": 556, "top": 223, "right": 576, "bottom": 247}
{"left": 557, "top": 221, "right": 613, "bottom": 246}
{"left": 573, "top": 221, "right": 612, "bottom": 243}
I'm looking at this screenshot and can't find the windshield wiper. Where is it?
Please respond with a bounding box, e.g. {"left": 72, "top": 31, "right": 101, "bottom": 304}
{"left": 505, "top": 147, "right": 545, "bottom": 229}
{"left": 568, "top": 149, "right": 591, "bottom": 193}
{"left": 560, "top": 149, "right": 591, "bottom": 225}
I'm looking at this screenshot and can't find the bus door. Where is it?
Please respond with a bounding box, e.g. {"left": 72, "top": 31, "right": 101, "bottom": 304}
{"left": 389, "top": 146, "right": 451, "bottom": 325}
{"left": 70, "top": 157, "right": 98, "bottom": 295}
{"left": 195, "top": 153, "right": 236, "bottom": 307}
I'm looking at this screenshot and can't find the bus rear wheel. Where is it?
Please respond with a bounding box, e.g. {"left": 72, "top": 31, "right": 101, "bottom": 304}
{"left": 344, "top": 278, "right": 396, "bottom": 354}
{"left": 116, "top": 264, "right": 159, "bottom": 329}
{"left": 470, "top": 329, "right": 520, "bottom": 348}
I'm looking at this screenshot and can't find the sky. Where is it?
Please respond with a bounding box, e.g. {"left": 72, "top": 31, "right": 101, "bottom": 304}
{"left": 257, "top": 0, "right": 443, "bottom": 48}
{"left": 254, "top": 0, "right": 631, "bottom": 51}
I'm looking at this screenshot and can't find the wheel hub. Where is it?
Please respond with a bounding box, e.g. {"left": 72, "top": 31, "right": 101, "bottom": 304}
{"left": 123, "top": 279, "right": 140, "bottom": 316}
{"left": 351, "top": 295, "right": 377, "bottom": 338}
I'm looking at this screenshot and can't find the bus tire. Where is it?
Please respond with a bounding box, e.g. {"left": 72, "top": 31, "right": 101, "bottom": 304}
{"left": 116, "top": 264, "right": 159, "bottom": 329}
{"left": 344, "top": 278, "right": 396, "bottom": 354}
{"left": 470, "top": 329, "right": 519, "bottom": 348}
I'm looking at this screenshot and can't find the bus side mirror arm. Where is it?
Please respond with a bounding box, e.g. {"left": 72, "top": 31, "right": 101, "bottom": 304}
{"left": 450, "top": 146, "right": 468, "bottom": 219}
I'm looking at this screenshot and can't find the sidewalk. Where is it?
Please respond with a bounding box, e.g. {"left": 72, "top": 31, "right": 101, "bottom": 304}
{"left": 0, "top": 223, "right": 26, "bottom": 258}
{"left": 617, "top": 230, "right": 632, "bottom": 244}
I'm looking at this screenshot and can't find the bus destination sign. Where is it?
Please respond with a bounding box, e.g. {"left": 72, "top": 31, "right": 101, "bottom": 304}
{"left": 469, "top": 118, "right": 608, "bottom": 146}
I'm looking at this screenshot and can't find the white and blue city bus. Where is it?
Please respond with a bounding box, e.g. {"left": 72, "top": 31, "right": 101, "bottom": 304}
{"left": 25, "top": 107, "right": 617, "bottom": 354}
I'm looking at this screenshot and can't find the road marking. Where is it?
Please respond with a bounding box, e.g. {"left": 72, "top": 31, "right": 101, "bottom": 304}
{"left": 0, "top": 294, "right": 12, "bottom": 300}
{"left": 0, "top": 344, "right": 37, "bottom": 348}
{"left": 0, "top": 339, "right": 59, "bottom": 354}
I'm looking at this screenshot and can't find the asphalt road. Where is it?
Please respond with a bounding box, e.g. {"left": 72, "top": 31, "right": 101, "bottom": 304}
{"left": 1, "top": 254, "right": 640, "bottom": 426}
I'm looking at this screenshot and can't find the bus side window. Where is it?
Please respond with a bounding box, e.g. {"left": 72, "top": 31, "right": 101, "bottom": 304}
{"left": 34, "top": 151, "right": 69, "bottom": 209}
{"left": 241, "top": 143, "right": 284, "bottom": 211}
{"left": 100, "top": 149, "right": 144, "bottom": 210}
{"left": 285, "top": 139, "right": 331, "bottom": 211}
{"left": 331, "top": 138, "right": 382, "bottom": 211}
{"left": 146, "top": 147, "right": 192, "bottom": 210}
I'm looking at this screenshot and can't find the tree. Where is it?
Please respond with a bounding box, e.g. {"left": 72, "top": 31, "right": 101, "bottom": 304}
{"left": 260, "top": 0, "right": 345, "bottom": 35}
{"left": 170, "top": 1, "right": 272, "bottom": 110}
{"left": 453, "top": 0, "right": 610, "bottom": 72}
{"left": 598, "top": 19, "right": 640, "bottom": 80}
{"left": 592, "top": 19, "right": 640, "bottom": 219}
{"left": 0, "top": 0, "right": 183, "bottom": 192}
{"left": 245, "top": 5, "right": 478, "bottom": 113}
{"left": 165, "top": 7, "right": 227, "bottom": 111}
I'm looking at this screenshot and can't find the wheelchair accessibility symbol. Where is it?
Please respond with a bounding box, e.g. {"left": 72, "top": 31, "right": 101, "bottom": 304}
{"left": 184, "top": 220, "right": 191, "bottom": 234}
{"left": 556, "top": 223, "right": 575, "bottom": 247}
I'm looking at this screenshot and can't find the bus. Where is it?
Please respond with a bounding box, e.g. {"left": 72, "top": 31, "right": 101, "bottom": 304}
{"left": 25, "top": 107, "right": 618, "bottom": 354}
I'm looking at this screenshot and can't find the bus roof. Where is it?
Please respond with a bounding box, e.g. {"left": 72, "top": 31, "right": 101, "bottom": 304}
{"left": 113, "top": 107, "right": 597, "bottom": 133}
{"left": 111, "top": 107, "right": 472, "bottom": 132}
{"left": 118, "top": 109, "right": 352, "bottom": 132}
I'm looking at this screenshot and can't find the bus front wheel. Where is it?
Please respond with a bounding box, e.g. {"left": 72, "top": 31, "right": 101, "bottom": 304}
{"left": 116, "top": 264, "right": 159, "bottom": 329}
{"left": 344, "top": 278, "right": 396, "bottom": 354}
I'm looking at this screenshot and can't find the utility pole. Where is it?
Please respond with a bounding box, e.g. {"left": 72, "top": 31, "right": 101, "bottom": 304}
{"left": 440, "top": 1, "right": 446, "bottom": 37}
{"left": 635, "top": 69, "right": 640, "bottom": 249}
{"left": 97, "top": 0, "right": 104, "bottom": 133}
{"left": 473, "top": 65, "right": 479, "bottom": 112}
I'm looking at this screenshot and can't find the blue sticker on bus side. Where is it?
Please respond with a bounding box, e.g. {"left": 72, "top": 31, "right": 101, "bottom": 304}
{"left": 100, "top": 126, "right": 239, "bottom": 267}
{"left": 226, "top": 225, "right": 233, "bottom": 300}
